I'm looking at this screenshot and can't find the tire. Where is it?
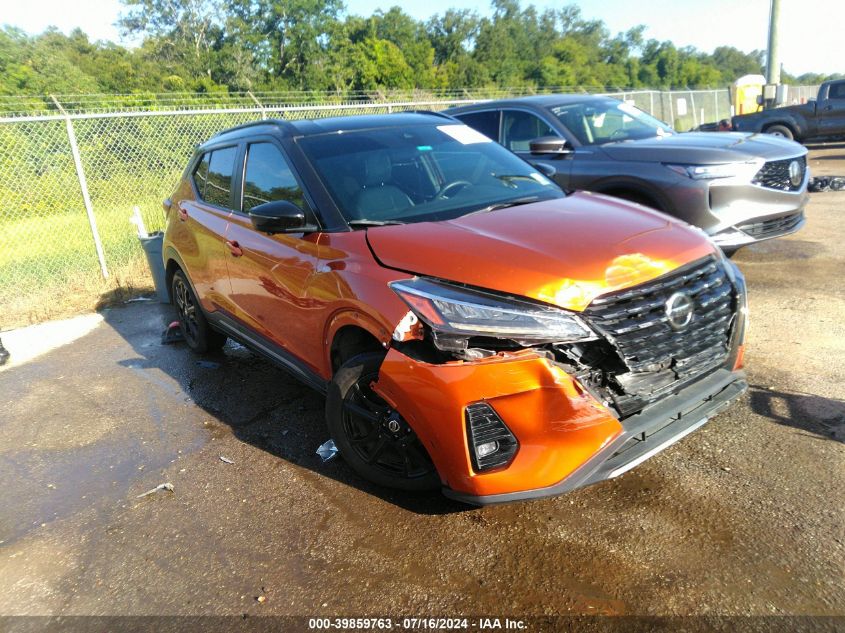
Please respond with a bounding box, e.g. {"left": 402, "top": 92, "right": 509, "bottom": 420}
{"left": 765, "top": 124, "right": 794, "bottom": 140}
{"left": 171, "top": 269, "right": 227, "bottom": 353}
{"left": 326, "top": 352, "right": 440, "bottom": 491}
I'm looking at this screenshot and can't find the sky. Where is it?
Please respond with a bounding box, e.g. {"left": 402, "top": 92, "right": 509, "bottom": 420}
{"left": 0, "top": 0, "right": 841, "bottom": 76}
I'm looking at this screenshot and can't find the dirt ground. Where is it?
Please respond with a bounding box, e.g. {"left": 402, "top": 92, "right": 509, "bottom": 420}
{"left": 0, "top": 147, "right": 843, "bottom": 626}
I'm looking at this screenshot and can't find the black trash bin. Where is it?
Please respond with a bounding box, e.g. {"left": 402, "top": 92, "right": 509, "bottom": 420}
{"left": 139, "top": 231, "right": 169, "bottom": 303}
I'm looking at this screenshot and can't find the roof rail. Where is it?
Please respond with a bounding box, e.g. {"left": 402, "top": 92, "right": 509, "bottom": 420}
{"left": 212, "top": 118, "right": 289, "bottom": 137}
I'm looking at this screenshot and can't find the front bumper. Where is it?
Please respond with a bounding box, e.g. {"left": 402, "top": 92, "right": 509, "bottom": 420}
{"left": 374, "top": 347, "right": 747, "bottom": 506}
{"left": 446, "top": 368, "right": 746, "bottom": 505}
{"left": 710, "top": 210, "right": 806, "bottom": 248}
{"left": 662, "top": 166, "right": 809, "bottom": 248}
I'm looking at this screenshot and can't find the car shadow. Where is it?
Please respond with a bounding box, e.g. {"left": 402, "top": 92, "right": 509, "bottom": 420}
{"left": 98, "top": 291, "right": 471, "bottom": 516}
{"left": 748, "top": 384, "right": 845, "bottom": 443}
{"left": 806, "top": 141, "right": 845, "bottom": 150}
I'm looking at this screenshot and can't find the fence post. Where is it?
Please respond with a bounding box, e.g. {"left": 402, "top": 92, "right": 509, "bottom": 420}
{"left": 50, "top": 95, "right": 109, "bottom": 279}
{"left": 668, "top": 91, "right": 675, "bottom": 129}
{"left": 248, "top": 91, "right": 266, "bottom": 119}
{"left": 690, "top": 91, "right": 698, "bottom": 128}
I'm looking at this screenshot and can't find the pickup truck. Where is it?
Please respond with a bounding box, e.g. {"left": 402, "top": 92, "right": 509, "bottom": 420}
{"left": 732, "top": 79, "right": 845, "bottom": 143}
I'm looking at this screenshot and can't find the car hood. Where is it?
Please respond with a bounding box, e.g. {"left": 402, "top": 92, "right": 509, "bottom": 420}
{"left": 600, "top": 131, "right": 806, "bottom": 164}
{"left": 365, "top": 193, "right": 715, "bottom": 312}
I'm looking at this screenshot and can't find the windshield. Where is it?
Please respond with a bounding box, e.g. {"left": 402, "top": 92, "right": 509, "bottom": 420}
{"left": 298, "top": 124, "right": 563, "bottom": 225}
{"left": 550, "top": 101, "right": 674, "bottom": 146}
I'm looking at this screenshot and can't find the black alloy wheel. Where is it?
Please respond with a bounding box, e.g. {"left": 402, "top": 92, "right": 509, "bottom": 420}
{"left": 327, "top": 352, "right": 440, "bottom": 491}
{"left": 171, "top": 269, "right": 227, "bottom": 353}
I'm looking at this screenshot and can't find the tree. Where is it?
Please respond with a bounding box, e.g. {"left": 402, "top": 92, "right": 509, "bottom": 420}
{"left": 0, "top": 0, "right": 836, "bottom": 100}
{"left": 426, "top": 9, "right": 479, "bottom": 66}
{"left": 224, "top": 0, "right": 344, "bottom": 90}
{"left": 119, "top": 0, "right": 222, "bottom": 78}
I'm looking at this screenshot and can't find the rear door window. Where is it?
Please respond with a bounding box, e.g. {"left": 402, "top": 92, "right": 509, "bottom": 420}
{"left": 204, "top": 146, "right": 238, "bottom": 208}
{"left": 453, "top": 111, "right": 501, "bottom": 141}
{"left": 241, "top": 143, "right": 307, "bottom": 213}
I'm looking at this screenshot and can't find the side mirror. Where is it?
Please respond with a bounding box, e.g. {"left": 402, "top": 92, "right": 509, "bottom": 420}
{"left": 529, "top": 136, "right": 573, "bottom": 156}
{"left": 248, "top": 200, "right": 317, "bottom": 234}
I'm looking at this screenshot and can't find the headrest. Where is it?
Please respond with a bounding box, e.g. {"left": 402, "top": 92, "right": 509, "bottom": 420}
{"left": 363, "top": 152, "right": 393, "bottom": 186}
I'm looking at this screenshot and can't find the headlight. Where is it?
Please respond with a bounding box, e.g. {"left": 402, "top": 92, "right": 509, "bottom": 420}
{"left": 389, "top": 277, "right": 595, "bottom": 344}
{"left": 666, "top": 161, "right": 762, "bottom": 180}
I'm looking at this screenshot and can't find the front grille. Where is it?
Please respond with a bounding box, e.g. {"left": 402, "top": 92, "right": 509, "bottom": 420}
{"left": 738, "top": 211, "right": 803, "bottom": 239}
{"left": 583, "top": 256, "right": 734, "bottom": 390}
{"left": 752, "top": 155, "right": 806, "bottom": 191}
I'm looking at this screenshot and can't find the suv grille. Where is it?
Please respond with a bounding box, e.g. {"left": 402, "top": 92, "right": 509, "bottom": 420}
{"left": 583, "top": 256, "right": 734, "bottom": 384}
{"left": 752, "top": 155, "right": 806, "bottom": 191}
{"left": 738, "top": 211, "right": 803, "bottom": 239}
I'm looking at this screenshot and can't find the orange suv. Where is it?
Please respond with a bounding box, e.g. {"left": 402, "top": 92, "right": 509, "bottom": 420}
{"left": 162, "top": 113, "right": 748, "bottom": 505}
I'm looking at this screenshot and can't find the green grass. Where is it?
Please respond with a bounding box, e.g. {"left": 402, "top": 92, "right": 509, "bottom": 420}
{"left": 0, "top": 200, "right": 166, "bottom": 326}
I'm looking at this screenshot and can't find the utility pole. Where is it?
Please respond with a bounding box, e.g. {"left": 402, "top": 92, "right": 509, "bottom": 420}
{"left": 765, "top": 0, "right": 781, "bottom": 85}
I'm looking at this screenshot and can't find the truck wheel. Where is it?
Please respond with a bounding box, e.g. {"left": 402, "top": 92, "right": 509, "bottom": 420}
{"left": 765, "top": 125, "right": 794, "bottom": 140}
{"left": 326, "top": 352, "right": 440, "bottom": 491}
{"left": 171, "top": 269, "right": 227, "bottom": 353}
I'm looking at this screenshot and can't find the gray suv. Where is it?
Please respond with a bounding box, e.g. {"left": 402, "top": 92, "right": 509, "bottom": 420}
{"left": 446, "top": 95, "right": 809, "bottom": 252}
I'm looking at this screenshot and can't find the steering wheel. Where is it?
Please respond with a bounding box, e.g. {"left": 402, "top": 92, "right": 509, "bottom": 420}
{"left": 436, "top": 180, "right": 472, "bottom": 199}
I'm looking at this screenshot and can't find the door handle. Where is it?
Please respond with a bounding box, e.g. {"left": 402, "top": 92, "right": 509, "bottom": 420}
{"left": 823, "top": 104, "right": 834, "bottom": 111}
{"left": 177, "top": 205, "right": 189, "bottom": 221}
{"left": 225, "top": 240, "right": 243, "bottom": 257}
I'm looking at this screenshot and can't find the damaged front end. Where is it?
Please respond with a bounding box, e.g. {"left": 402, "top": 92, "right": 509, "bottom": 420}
{"left": 375, "top": 253, "right": 748, "bottom": 503}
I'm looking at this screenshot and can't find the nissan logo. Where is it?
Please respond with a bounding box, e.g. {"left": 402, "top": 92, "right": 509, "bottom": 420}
{"left": 789, "top": 160, "right": 803, "bottom": 187}
{"left": 666, "top": 292, "right": 694, "bottom": 330}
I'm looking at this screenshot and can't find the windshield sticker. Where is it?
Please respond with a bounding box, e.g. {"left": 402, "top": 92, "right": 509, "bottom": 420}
{"left": 437, "top": 125, "right": 492, "bottom": 144}
{"left": 416, "top": 145, "right": 433, "bottom": 151}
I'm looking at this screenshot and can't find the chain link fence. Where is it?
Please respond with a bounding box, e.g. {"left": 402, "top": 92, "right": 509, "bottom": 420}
{"left": 0, "top": 87, "right": 813, "bottom": 326}
{"left": 0, "top": 99, "right": 483, "bottom": 325}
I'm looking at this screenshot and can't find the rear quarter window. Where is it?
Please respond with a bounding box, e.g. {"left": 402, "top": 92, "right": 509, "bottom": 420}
{"left": 192, "top": 153, "right": 210, "bottom": 199}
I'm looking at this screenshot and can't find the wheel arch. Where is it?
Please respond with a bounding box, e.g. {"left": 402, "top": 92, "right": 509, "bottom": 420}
{"left": 762, "top": 120, "right": 799, "bottom": 138}
{"left": 163, "top": 246, "right": 187, "bottom": 303}
{"left": 591, "top": 178, "right": 670, "bottom": 212}
{"left": 325, "top": 313, "right": 392, "bottom": 376}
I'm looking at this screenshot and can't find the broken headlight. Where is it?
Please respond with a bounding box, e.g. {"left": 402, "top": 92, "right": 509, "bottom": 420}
{"left": 389, "top": 277, "right": 595, "bottom": 347}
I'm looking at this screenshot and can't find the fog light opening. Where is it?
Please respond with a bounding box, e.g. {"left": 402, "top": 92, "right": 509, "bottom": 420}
{"left": 465, "top": 402, "right": 519, "bottom": 473}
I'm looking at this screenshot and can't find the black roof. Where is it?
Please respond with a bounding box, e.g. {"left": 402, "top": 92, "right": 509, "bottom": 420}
{"left": 444, "top": 93, "right": 618, "bottom": 113}
{"left": 204, "top": 111, "right": 455, "bottom": 148}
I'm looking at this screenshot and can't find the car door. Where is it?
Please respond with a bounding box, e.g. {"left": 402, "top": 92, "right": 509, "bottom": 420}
{"left": 176, "top": 146, "right": 237, "bottom": 310}
{"left": 500, "top": 109, "right": 574, "bottom": 189}
{"left": 819, "top": 82, "right": 845, "bottom": 137}
{"left": 223, "top": 139, "right": 324, "bottom": 370}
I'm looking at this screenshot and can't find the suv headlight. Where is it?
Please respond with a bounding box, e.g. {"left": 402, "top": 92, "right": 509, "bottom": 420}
{"left": 666, "top": 161, "right": 762, "bottom": 180}
{"left": 389, "top": 277, "right": 595, "bottom": 344}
